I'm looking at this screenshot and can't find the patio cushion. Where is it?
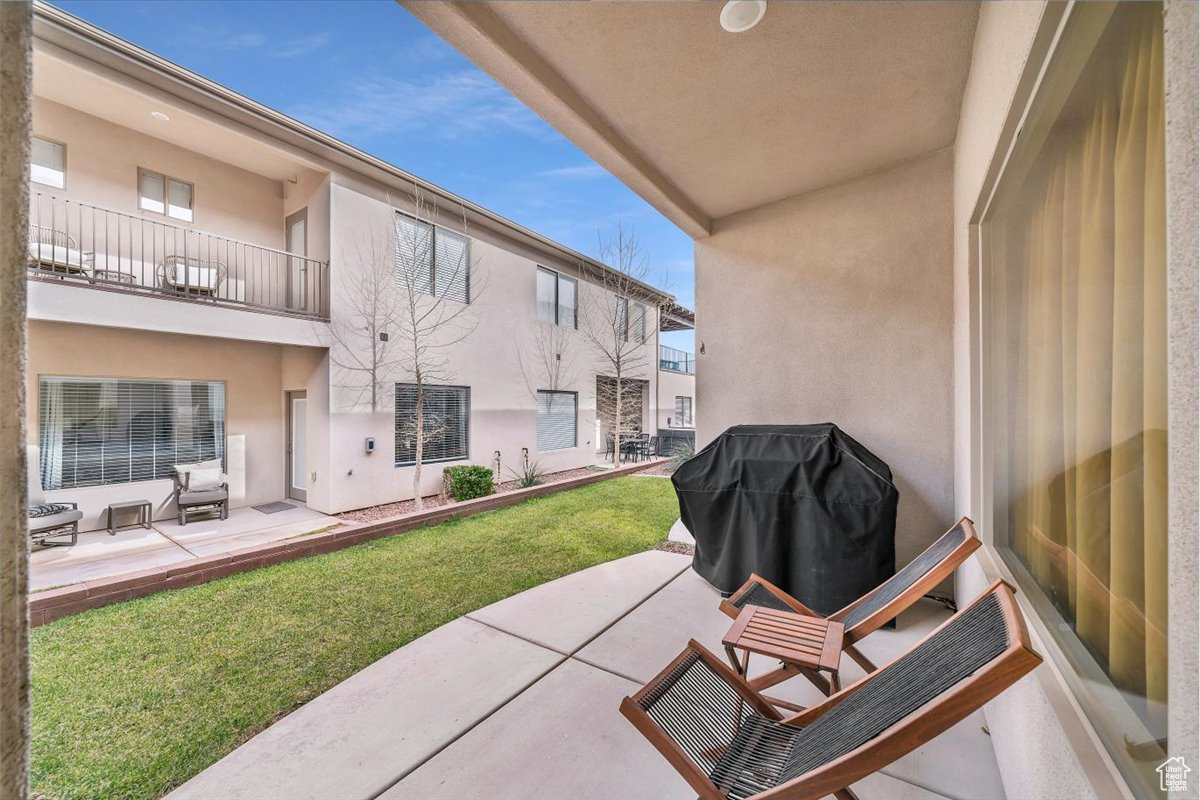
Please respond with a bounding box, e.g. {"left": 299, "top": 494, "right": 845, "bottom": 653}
{"left": 29, "top": 508, "right": 83, "bottom": 532}
{"left": 179, "top": 488, "right": 228, "bottom": 505}
{"left": 164, "top": 262, "right": 220, "bottom": 290}
{"left": 187, "top": 468, "right": 223, "bottom": 491}
{"left": 29, "top": 502, "right": 73, "bottom": 518}
{"left": 28, "top": 242, "right": 87, "bottom": 270}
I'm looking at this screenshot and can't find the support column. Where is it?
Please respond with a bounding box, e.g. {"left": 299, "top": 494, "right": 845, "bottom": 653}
{"left": 0, "top": 3, "right": 32, "bottom": 799}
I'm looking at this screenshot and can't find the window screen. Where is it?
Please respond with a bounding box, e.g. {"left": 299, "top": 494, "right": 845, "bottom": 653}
{"left": 537, "top": 391, "right": 577, "bottom": 451}
{"left": 31, "top": 137, "right": 65, "bottom": 189}
{"left": 38, "top": 377, "right": 225, "bottom": 490}
{"left": 394, "top": 213, "right": 470, "bottom": 303}
{"left": 395, "top": 384, "right": 470, "bottom": 465}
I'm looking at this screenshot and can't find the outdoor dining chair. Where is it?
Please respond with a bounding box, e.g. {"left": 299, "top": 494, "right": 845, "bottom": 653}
{"left": 719, "top": 517, "right": 981, "bottom": 674}
{"left": 621, "top": 580, "right": 1040, "bottom": 800}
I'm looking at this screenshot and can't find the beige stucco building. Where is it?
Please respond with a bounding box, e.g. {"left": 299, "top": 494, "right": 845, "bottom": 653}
{"left": 408, "top": 1, "right": 1199, "bottom": 798}
{"left": 23, "top": 4, "right": 684, "bottom": 532}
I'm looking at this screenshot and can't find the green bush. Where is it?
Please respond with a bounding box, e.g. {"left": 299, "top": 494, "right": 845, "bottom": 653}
{"left": 443, "top": 465, "right": 495, "bottom": 501}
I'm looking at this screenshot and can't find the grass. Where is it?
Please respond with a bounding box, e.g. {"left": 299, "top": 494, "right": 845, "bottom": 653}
{"left": 31, "top": 476, "right": 678, "bottom": 800}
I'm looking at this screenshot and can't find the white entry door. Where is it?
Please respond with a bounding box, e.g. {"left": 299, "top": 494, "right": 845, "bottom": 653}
{"left": 288, "top": 393, "right": 307, "bottom": 502}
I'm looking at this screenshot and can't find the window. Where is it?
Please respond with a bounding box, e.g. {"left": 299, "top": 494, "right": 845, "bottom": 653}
{"left": 982, "top": 4, "right": 1165, "bottom": 795}
{"left": 138, "top": 168, "right": 193, "bottom": 222}
{"left": 618, "top": 297, "right": 647, "bottom": 343}
{"left": 536, "top": 267, "right": 577, "bottom": 327}
{"left": 395, "top": 213, "right": 470, "bottom": 303}
{"left": 394, "top": 384, "right": 470, "bottom": 465}
{"left": 674, "top": 396, "right": 693, "bottom": 427}
{"left": 38, "top": 377, "right": 225, "bottom": 490}
{"left": 30, "top": 137, "right": 65, "bottom": 189}
{"left": 536, "top": 391, "right": 577, "bottom": 451}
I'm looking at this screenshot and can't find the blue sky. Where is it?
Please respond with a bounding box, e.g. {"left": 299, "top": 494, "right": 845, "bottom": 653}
{"left": 55, "top": 0, "right": 695, "bottom": 350}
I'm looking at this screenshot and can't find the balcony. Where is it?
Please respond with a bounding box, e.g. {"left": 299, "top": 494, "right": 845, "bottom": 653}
{"left": 27, "top": 192, "right": 329, "bottom": 320}
{"left": 659, "top": 344, "right": 695, "bottom": 374}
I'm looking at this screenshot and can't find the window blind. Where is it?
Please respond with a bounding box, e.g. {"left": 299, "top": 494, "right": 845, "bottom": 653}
{"left": 674, "top": 396, "right": 693, "bottom": 427}
{"left": 395, "top": 213, "right": 434, "bottom": 295}
{"left": 395, "top": 213, "right": 471, "bottom": 303}
{"left": 536, "top": 268, "right": 577, "bottom": 328}
{"left": 38, "top": 376, "right": 225, "bottom": 491}
{"left": 435, "top": 228, "right": 470, "bottom": 304}
{"left": 537, "top": 391, "right": 577, "bottom": 451}
{"left": 395, "top": 384, "right": 470, "bottom": 465}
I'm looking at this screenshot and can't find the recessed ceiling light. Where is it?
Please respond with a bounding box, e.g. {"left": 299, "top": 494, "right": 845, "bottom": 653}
{"left": 150, "top": 111, "right": 170, "bottom": 121}
{"left": 720, "top": 0, "right": 766, "bottom": 33}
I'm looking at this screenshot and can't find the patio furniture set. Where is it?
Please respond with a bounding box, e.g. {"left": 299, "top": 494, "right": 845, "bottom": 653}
{"left": 28, "top": 224, "right": 229, "bottom": 297}
{"left": 26, "top": 448, "right": 229, "bottom": 547}
{"left": 604, "top": 432, "right": 658, "bottom": 463}
{"left": 621, "top": 518, "right": 1043, "bottom": 800}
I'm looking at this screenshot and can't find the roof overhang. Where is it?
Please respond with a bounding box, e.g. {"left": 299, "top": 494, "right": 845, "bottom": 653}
{"left": 660, "top": 303, "right": 695, "bottom": 332}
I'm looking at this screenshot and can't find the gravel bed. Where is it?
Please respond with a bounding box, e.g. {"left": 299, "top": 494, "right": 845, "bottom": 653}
{"left": 337, "top": 465, "right": 614, "bottom": 523}
{"left": 656, "top": 540, "right": 694, "bottom": 556}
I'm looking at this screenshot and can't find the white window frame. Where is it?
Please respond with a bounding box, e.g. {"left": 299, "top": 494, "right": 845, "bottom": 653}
{"left": 394, "top": 212, "right": 471, "bottom": 304}
{"left": 138, "top": 167, "right": 194, "bottom": 222}
{"left": 674, "top": 396, "right": 693, "bottom": 427}
{"left": 394, "top": 383, "right": 471, "bottom": 466}
{"left": 30, "top": 136, "right": 66, "bottom": 189}
{"left": 536, "top": 390, "right": 578, "bottom": 451}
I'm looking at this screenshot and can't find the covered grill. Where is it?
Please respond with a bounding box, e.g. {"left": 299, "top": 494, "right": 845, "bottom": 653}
{"left": 672, "top": 423, "right": 897, "bottom": 615}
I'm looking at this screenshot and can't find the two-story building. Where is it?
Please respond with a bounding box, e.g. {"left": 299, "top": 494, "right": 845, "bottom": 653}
{"left": 25, "top": 3, "right": 683, "bottom": 530}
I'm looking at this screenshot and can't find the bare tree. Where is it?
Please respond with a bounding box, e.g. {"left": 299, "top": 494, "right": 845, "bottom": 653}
{"left": 515, "top": 316, "right": 582, "bottom": 398}
{"left": 579, "top": 223, "right": 663, "bottom": 461}
{"left": 329, "top": 189, "right": 481, "bottom": 510}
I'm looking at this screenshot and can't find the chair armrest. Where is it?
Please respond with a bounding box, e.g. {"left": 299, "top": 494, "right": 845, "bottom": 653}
{"left": 719, "top": 573, "right": 821, "bottom": 619}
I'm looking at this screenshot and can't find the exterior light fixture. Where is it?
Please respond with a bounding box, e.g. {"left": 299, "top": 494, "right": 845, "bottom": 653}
{"left": 720, "top": 0, "right": 766, "bottom": 33}
{"left": 150, "top": 111, "right": 170, "bottom": 121}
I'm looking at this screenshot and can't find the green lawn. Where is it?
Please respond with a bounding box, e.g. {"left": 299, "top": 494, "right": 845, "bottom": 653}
{"left": 31, "top": 476, "right": 678, "bottom": 800}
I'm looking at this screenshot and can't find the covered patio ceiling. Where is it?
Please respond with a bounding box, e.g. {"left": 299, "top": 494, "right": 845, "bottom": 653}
{"left": 403, "top": 1, "right": 980, "bottom": 237}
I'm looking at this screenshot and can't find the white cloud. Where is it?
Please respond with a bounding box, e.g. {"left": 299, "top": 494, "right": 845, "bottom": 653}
{"left": 272, "top": 33, "right": 333, "bottom": 59}
{"left": 288, "top": 69, "right": 552, "bottom": 143}
{"left": 538, "top": 163, "right": 607, "bottom": 180}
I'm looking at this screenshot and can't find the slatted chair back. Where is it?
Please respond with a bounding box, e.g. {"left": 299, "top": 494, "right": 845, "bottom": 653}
{"left": 28, "top": 224, "right": 75, "bottom": 249}
{"left": 623, "top": 581, "right": 1040, "bottom": 800}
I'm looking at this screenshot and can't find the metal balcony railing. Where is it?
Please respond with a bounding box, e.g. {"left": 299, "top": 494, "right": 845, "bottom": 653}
{"left": 659, "top": 344, "right": 695, "bottom": 374}
{"left": 27, "top": 192, "right": 330, "bottom": 320}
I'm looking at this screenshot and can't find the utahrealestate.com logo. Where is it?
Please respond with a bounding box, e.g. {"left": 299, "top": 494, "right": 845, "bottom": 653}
{"left": 1158, "top": 757, "right": 1191, "bottom": 793}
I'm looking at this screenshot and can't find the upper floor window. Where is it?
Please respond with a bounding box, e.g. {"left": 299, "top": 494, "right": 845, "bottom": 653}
{"left": 138, "top": 168, "right": 193, "bottom": 222}
{"left": 536, "top": 267, "right": 577, "bottom": 327}
{"left": 618, "top": 297, "right": 647, "bottom": 343}
{"left": 39, "top": 376, "right": 225, "bottom": 491}
{"left": 395, "top": 212, "right": 470, "bottom": 304}
{"left": 31, "top": 137, "right": 65, "bottom": 189}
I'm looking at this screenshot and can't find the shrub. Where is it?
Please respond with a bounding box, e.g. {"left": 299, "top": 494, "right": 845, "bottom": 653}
{"left": 667, "top": 441, "right": 696, "bottom": 474}
{"left": 506, "top": 458, "right": 546, "bottom": 488}
{"left": 443, "top": 465, "right": 495, "bottom": 501}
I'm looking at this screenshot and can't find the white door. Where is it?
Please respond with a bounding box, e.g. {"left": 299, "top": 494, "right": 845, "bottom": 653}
{"left": 289, "top": 394, "right": 307, "bottom": 502}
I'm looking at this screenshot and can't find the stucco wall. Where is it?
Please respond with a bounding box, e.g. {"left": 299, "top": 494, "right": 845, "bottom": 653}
{"left": 25, "top": 320, "right": 324, "bottom": 529}
{"left": 322, "top": 180, "right": 661, "bottom": 511}
{"left": 694, "top": 147, "right": 955, "bottom": 568}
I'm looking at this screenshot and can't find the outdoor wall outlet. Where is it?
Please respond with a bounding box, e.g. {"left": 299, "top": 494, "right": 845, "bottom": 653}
{"left": 365, "top": 437, "right": 375, "bottom": 454}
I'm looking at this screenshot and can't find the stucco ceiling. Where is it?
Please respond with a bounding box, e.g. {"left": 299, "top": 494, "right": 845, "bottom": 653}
{"left": 406, "top": 1, "right": 980, "bottom": 236}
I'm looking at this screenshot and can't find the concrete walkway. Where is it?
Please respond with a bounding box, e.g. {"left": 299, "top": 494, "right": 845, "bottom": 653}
{"left": 168, "top": 551, "right": 1007, "bottom": 800}
{"left": 30, "top": 504, "right": 342, "bottom": 592}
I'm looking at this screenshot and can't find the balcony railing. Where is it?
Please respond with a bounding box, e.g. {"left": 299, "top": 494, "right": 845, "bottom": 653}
{"left": 659, "top": 344, "right": 695, "bottom": 374}
{"left": 27, "top": 192, "right": 329, "bottom": 320}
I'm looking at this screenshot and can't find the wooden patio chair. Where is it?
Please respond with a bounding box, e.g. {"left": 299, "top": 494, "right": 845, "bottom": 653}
{"left": 719, "top": 517, "right": 981, "bottom": 674}
{"left": 621, "top": 580, "right": 1040, "bottom": 800}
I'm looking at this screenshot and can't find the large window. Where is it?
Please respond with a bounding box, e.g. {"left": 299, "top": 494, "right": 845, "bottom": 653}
{"left": 536, "top": 267, "right": 577, "bottom": 327}
{"left": 982, "top": 4, "right": 1165, "bottom": 795}
{"left": 536, "top": 390, "right": 577, "bottom": 451}
{"left": 395, "top": 213, "right": 470, "bottom": 304}
{"left": 30, "top": 137, "right": 65, "bottom": 189}
{"left": 394, "top": 384, "right": 470, "bottom": 465}
{"left": 674, "top": 396, "right": 693, "bottom": 428}
{"left": 618, "top": 297, "right": 647, "bottom": 343}
{"left": 38, "top": 377, "right": 225, "bottom": 490}
{"left": 138, "top": 168, "right": 194, "bottom": 222}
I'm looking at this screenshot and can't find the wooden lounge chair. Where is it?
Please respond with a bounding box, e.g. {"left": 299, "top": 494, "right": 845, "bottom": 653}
{"left": 621, "top": 580, "right": 1040, "bottom": 800}
{"left": 720, "top": 517, "right": 981, "bottom": 674}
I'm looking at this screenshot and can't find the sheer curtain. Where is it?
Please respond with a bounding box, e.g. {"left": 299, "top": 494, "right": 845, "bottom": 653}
{"left": 997, "top": 1, "right": 1166, "bottom": 739}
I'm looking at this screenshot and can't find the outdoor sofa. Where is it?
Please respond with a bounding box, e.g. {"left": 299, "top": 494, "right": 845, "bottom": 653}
{"left": 173, "top": 458, "right": 229, "bottom": 525}
{"left": 26, "top": 445, "right": 82, "bottom": 547}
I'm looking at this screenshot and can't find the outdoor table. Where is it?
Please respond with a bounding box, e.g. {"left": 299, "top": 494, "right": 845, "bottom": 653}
{"left": 722, "top": 603, "right": 845, "bottom": 710}
{"left": 106, "top": 499, "right": 153, "bottom": 536}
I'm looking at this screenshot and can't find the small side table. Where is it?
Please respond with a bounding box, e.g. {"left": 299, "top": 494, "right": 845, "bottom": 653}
{"left": 722, "top": 604, "right": 845, "bottom": 710}
{"left": 106, "top": 499, "right": 152, "bottom": 536}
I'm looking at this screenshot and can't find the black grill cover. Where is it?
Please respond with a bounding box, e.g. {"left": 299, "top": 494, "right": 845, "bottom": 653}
{"left": 672, "top": 424, "right": 897, "bottom": 616}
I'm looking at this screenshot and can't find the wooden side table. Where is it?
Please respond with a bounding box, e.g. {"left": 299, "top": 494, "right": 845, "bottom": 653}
{"left": 722, "top": 604, "right": 846, "bottom": 710}
{"left": 106, "top": 499, "right": 153, "bottom": 536}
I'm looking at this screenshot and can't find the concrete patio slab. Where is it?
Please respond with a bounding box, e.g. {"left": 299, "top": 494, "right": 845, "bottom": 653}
{"left": 155, "top": 505, "right": 342, "bottom": 558}
{"left": 381, "top": 657, "right": 692, "bottom": 800}
{"left": 467, "top": 550, "right": 691, "bottom": 654}
{"left": 167, "top": 617, "right": 563, "bottom": 800}
{"left": 29, "top": 526, "right": 192, "bottom": 591}
{"left": 575, "top": 566, "right": 728, "bottom": 682}
{"left": 667, "top": 518, "right": 694, "bottom": 545}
